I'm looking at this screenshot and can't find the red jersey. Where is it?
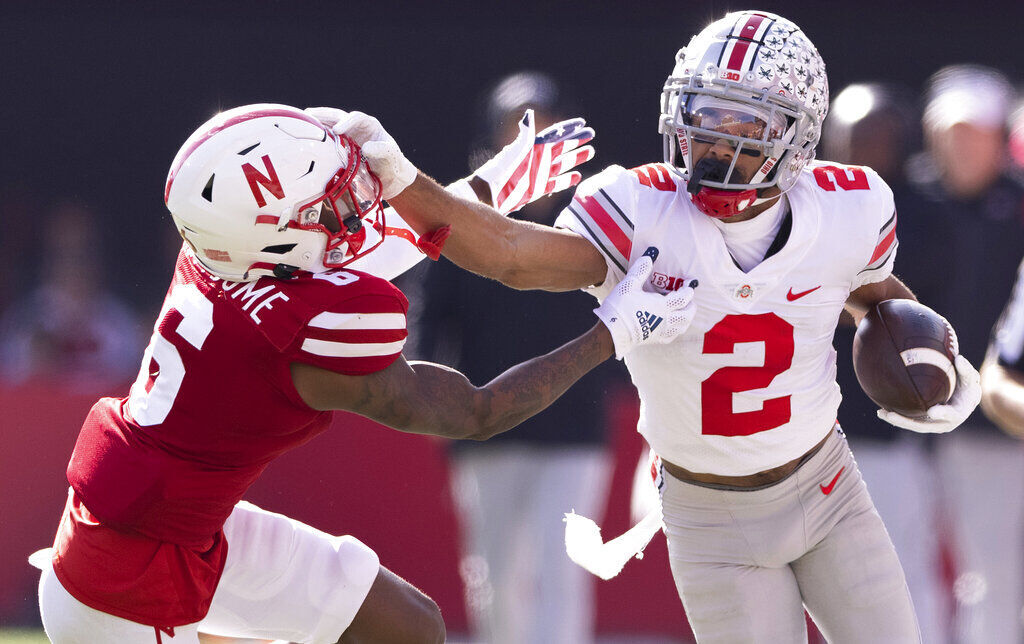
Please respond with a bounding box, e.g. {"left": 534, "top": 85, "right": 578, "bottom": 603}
{"left": 53, "top": 247, "right": 408, "bottom": 626}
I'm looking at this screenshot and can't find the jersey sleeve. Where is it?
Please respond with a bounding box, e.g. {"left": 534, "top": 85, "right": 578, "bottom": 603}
{"left": 554, "top": 165, "right": 638, "bottom": 300}
{"left": 850, "top": 169, "right": 898, "bottom": 290}
{"left": 993, "top": 258, "right": 1024, "bottom": 370}
{"left": 288, "top": 272, "right": 409, "bottom": 376}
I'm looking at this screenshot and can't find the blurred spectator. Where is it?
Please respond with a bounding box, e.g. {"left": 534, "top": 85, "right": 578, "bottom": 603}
{"left": 822, "top": 82, "right": 951, "bottom": 643}
{"left": 1011, "top": 100, "right": 1024, "bottom": 172}
{"left": 0, "top": 203, "right": 144, "bottom": 392}
{"left": 902, "top": 64, "right": 1024, "bottom": 643}
{"left": 0, "top": 187, "right": 38, "bottom": 314}
{"left": 981, "top": 258, "right": 1024, "bottom": 438}
{"left": 415, "top": 71, "right": 625, "bottom": 644}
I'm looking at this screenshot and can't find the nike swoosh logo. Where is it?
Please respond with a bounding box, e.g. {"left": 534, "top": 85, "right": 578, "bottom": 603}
{"left": 787, "top": 285, "right": 821, "bottom": 301}
{"left": 819, "top": 467, "right": 845, "bottom": 495}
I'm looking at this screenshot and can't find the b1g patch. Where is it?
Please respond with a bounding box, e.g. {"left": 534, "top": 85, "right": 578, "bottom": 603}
{"left": 651, "top": 271, "right": 689, "bottom": 292}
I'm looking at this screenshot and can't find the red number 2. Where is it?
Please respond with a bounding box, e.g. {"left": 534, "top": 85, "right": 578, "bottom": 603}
{"left": 701, "top": 313, "right": 795, "bottom": 437}
{"left": 812, "top": 165, "right": 869, "bottom": 192}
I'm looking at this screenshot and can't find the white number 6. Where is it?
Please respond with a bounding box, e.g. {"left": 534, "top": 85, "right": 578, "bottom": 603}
{"left": 127, "top": 284, "right": 213, "bottom": 426}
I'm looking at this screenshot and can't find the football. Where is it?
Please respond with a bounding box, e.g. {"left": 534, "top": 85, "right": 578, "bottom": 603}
{"left": 852, "top": 299, "right": 958, "bottom": 418}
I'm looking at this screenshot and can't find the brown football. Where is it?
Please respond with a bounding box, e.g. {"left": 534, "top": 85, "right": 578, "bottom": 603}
{"left": 852, "top": 299, "right": 958, "bottom": 418}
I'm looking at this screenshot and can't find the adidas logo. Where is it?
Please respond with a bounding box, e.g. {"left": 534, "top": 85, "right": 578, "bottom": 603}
{"left": 635, "top": 310, "right": 663, "bottom": 340}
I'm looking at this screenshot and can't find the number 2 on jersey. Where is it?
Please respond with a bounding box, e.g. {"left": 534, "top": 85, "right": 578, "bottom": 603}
{"left": 127, "top": 284, "right": 213, "bottom": 426}
{"left": 812, "top": 165, "right": 869, "bottom": 192}
{"left": 701, "top": 313, "right": 795, "bottom": 436}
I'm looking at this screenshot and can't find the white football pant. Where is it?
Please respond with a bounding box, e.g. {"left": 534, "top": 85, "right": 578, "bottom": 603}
{"left": 661, "top": 427, "right": 921, "bottom": 643}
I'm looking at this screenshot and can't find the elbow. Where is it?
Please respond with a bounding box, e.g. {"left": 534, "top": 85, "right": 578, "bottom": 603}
{"left": 980, "top": 390, "right": 1023, "bottom": 439}
{"left": 462, "top": 417, "right": 503, "bottom": 441}
{"left": 980, "top": 364, "right": 1024, "bottom": 439}
{"left": 495, "top": 266, "right": 543, "bottom": 291}
{"left": 462, "top": 412, "right": 510, "bottom": 442}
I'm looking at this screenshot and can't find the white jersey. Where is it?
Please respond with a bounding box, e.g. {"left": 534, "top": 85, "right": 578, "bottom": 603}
{"left": 555, "top": 161, "right": 897, "bottom": 475}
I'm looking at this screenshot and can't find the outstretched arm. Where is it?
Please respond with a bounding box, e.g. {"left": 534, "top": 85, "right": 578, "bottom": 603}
{"left": 292, "top": 323, "right": 613, "bottom": 440}
{"left": 291, "top": 251, "right": 696, "bottom": 439}
{"left": 388, "top": 173, "right": 608, "bottom": 291}
{"left": 307, "top": 107, "right": 608, "bottom": 292}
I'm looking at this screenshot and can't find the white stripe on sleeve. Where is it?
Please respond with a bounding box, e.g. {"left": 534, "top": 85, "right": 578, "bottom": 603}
{"left": 301, "top": 338, "right": 407, "bottom": 358}
{"left": 308, "top": 312, "right": 407, "bottom": 331}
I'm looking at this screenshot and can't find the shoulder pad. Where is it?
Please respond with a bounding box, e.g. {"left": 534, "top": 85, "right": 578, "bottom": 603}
{"left": 284, "top": 269, "right": 409, "bottom": 375}
{"left": 556, "top": 165, "right": 641, "bottom": 275}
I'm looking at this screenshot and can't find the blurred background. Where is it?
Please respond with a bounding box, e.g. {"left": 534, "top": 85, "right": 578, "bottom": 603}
{"left": 3, "top": 1, "right": 1024, "bottom": 642}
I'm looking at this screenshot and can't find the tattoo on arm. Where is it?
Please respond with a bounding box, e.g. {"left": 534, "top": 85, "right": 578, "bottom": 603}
{"left": 301, "top": 323, "right": 614, "bottom": 440}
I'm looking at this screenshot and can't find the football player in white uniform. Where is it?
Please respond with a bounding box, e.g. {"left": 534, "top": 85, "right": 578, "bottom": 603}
{"left": 341, "top": 10, "right": 984, "bottom": 642}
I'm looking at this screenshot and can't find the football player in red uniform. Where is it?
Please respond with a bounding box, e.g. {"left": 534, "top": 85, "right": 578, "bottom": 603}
{"left": 345, "top": 11, "right": 984, "bottom": 643}
{"left": 34, "top": 104, "right": 696, "bottom": 643}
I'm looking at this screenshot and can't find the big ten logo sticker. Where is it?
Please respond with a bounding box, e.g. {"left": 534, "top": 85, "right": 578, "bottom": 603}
{"left": 652, "top": 272, "right": 688, "bottom": 291}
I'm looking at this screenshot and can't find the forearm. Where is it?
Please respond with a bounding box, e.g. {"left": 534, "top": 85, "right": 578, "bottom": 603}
{"left": 845, "top": 275, "right": 917, "bottom": 324}
{"left": 389, "top": 172, "right": 523, "bottom": 277}
{"left": 389, "top": 173, "right": 605, "bottom": 291}
{"left": 409, "top": 323, "right": 614, "bottom": 440}
{"left": 981, "top": 359, "right": 1024, "bottom": 438}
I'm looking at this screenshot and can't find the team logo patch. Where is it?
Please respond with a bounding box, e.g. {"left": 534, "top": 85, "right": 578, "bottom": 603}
{"left": 734, "top": 284, "right": 754, "bottom": 299}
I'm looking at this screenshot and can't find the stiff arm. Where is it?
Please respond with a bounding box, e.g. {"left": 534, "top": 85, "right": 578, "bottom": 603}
{"left": 388, "top": 173, "right": 608, "bottom": 292}
{"left": 291, "top": 323, "right": 614, "bottom": 440}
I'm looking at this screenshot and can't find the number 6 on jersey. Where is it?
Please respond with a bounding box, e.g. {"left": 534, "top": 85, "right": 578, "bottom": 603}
{"left": 127, "top": 284, "right": 214, "bottom": 426}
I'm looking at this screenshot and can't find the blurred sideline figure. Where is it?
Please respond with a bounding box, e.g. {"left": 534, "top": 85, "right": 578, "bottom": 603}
{"left": 822, "top": 82, "right": 952, "bottom": 643}
{"left": 1010, "top": 101, "right": 1024, "bottom": 172}
{"left": 33, "top": 103, "right": 691, "bottom": 643}
{"left": 983, "top": 258, "right": 1024, "bottom": 437}
{"left": 0, "top": 203, "right": 143, "bottom": 391}
{"left": 416, "top": 71, "right": 625, "bottom": 644}
{"left": 904, "top": 65, "right": 1024, "bottom": 643}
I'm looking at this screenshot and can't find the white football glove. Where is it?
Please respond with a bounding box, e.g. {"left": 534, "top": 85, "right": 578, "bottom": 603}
{"left": 877, "top": 354, "right": 982, "bottom": 433}
{"left": 473, "top": 109, "right": 595, "bottom": 215}
{"left": 594, "top": 247, "right": 697, "bottom": 359}
{"left": 305, "top": 107, "right": 417, "bottom": 200}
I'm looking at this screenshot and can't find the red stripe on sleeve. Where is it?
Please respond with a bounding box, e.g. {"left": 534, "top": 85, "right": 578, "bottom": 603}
{"left": 868, "top": 228, "right": 897, "bottom": 264}
{"left": 575, "top": 194, "right": 632, "bottom": 260}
